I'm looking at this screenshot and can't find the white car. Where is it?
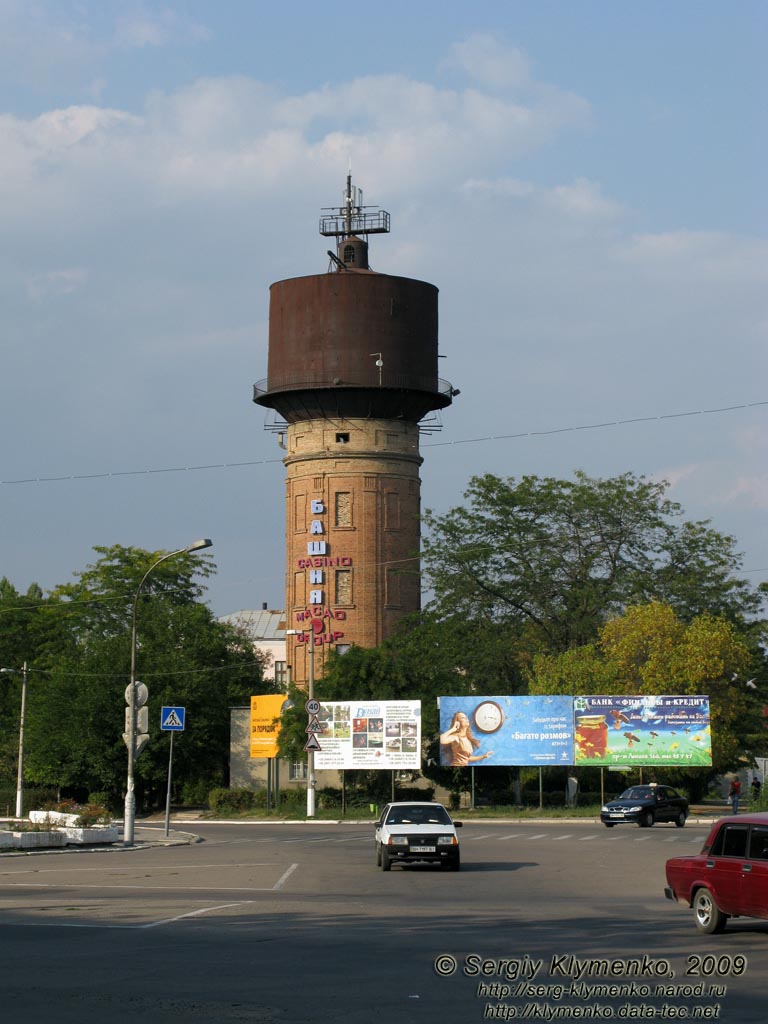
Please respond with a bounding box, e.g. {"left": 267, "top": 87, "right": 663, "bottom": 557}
{"left": 374, "top": 801, "right": 462, "bottom": 871}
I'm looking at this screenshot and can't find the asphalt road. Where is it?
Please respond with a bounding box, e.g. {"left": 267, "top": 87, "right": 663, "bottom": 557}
{"left": 1, "top": 820, "right": 766, "bottom": 1023}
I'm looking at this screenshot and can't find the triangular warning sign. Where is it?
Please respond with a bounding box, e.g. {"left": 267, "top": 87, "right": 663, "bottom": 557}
{"left": 163, "top": 710, "right": 183, "bottom": 728}
{"left": 304, "top": 734, "right": 322, "bottom": 752}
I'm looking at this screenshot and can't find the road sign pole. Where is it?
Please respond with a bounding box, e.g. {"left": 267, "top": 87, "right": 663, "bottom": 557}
{"left": 307, "top": 626, "right": 316, "bottom": 818}
{"left": 164, "top": 731, "right": 174, "bottom": 838}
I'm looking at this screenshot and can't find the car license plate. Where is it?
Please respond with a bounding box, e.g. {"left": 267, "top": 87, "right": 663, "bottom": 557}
{"left": 610, "top": 813, "right": 624, "bottom": 817}
{"left": 411, "top": 845, "right": 435, "bottom": 853}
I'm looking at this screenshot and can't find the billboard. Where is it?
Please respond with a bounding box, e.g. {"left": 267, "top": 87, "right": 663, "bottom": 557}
{"left": 249, "top": 694, "right": 288, "bottom": 759}
{"left": 573, "top": 695, "right": 712, "bottom": 766}
{"left": 314, "top": 700, "right": 421, "bottom": 770}
{"left": 438, "top": 695, "right": 574, "bottom": 767}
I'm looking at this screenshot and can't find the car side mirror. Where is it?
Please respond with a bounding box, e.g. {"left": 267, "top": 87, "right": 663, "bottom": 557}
{"left": 454, "top": 821, "right": 463, "bottom": 828}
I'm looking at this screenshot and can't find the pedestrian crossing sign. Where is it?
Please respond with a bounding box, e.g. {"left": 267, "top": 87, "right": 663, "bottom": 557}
{"left": 161, "top": 706, "right": 186, "bottom": 731}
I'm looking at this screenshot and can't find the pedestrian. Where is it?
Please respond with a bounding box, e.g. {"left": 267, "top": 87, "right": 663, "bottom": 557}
{"left": 751, "top": 777, "right": 762, "bottom": 802}
{"left": 728, "top": 778, "right": 741, "bottom": 814}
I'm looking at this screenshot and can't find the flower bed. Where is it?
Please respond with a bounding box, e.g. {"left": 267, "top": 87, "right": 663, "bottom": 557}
{"left": 30, "top": 810, "right": 79, "bottom": 827}
{"left": 62, "top": 825, "right": 119, "bottom": 845}
{"left": 12, "top": 830, "right": 66, "bottom": 849}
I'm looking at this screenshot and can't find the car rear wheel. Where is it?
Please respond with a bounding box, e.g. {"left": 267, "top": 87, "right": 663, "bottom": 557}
{"left": 693, "top": 888, "right": 727, "bottom": 934}
{"left": 675, "top": 810, "right": 687, "bottom": 828}
{"left": 640, "top": 810, "right": 654, "bottom": 828}
{"left": 381, "top": 847, "right": 391, "bottom": 872}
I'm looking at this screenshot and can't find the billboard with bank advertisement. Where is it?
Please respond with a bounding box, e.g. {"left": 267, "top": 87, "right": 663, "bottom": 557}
{"left": 573, "top": 695, "right": 712, "bottom": 766}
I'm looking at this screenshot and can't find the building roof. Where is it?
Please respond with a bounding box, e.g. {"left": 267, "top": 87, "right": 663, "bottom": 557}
{"left": 218, "top": 609, "right": 287, "bottom": 640}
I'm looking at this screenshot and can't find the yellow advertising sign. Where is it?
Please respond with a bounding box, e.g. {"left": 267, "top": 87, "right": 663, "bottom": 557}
{"left": 249, "top": 694, "right": 286, "bottom": 759}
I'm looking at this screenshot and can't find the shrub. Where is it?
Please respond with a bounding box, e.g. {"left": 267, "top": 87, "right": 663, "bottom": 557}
{"left": 180, "top": 780, "right": 211, "bottom": 807}
{"left": 88, "top": 792, "right": 118, "bottom": 813}
{"left": 208, "top": 788, "right": 257, "bottom": 814}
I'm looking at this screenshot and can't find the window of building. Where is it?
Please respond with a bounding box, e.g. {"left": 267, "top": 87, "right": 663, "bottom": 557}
{"left": 343, "top": 245, "right": 356, "bottom": 265}
{"left": 293, "top": 493, "right": 307, "bottom": 532}
{"left": 386, "top": 568, "right": 402, "bottom": 608}
{"left": 336, "top": 432, "right": 350, "bottom": 444}
{"left": 289, "top": 761, "right": 308, "bottom": 781}
{"left": 335, "top": 568, "right": 352, "bottom": 605}
{"left": 292, "top": 570, "right": 305, "bottom": 606}
{"left": 335, "top": 491, "right": 352, "bottom": 527}
{"left": 274, "top": 661, "right": 287, "bottom": 689}
{"left": 384, "top": 491, "right": 401, "bottom": 529}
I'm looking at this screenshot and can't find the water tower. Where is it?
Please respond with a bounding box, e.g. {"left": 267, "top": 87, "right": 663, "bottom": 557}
{"left": 253, "top": 175, "right": 457, "bottom": 687}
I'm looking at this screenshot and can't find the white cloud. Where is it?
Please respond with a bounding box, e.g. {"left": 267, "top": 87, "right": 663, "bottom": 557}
{"left": 0, "top": 64, "right": 592, "bottom": 211}
{"left": 114, "top": 7, "right": 210, "bottom": 49}
{"left": 726, "top": 476, "right": 768, "bottom": 509}
{"left": 26, "top": 268, "right": 88, "bottom": 300}
{"left": 446, "top": 33, "right": 533, "bottom": 91}
{"left": 651, "top": 464, "right": 700, "bottom": 490}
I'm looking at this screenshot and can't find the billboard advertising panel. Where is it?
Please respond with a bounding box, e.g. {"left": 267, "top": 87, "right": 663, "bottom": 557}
{"left": 438, "top": 695, "right": 574, "bottom": 767}
{"left": 249, "top": 694, "right": 287, "bottom": 759}
{"left": 314, "top": 700, "right": 421, "bottom": 770}
{"left": 573, "top": 695, "right": 712, "bottom": 766}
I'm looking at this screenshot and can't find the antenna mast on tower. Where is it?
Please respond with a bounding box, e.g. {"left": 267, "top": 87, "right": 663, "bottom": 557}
{"left": 319, "top": 172, "right": 390, "bottom": 240}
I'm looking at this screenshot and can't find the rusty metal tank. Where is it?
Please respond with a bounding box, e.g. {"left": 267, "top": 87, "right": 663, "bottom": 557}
{"left": 254, "top": 269, "right": 453, "bottom": 422}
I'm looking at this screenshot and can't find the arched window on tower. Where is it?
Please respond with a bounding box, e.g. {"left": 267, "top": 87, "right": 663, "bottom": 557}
{"left": 343, "top": 244, "right": 356, "bottom": 265}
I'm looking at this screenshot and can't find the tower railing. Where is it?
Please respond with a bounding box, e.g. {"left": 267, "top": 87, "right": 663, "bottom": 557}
{"left": 253, "top": 371, "right": 454, "bottom": 403}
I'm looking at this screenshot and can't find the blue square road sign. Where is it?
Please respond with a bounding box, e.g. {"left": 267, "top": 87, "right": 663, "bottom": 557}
{"left": 161, "top": 706, "right": 186, "bottom": 731}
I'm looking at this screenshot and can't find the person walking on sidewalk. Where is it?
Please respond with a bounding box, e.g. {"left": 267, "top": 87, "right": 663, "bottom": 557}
{"left": 729, "top": 778, "right": 741, "bottom": 814}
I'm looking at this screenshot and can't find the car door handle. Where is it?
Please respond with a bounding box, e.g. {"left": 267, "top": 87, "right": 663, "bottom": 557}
{"left": 705, "top": 861, "right": 715, "bottom": 868}
{"left": 742, "top": 864, "right": 752, "bottom": 873}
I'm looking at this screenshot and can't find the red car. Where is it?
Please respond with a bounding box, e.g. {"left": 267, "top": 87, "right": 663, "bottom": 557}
{"left": 665, "top": 811, "right": 768, "bottom": 933}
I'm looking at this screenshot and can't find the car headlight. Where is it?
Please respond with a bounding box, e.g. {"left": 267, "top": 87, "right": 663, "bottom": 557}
{"left": 388, "top": 836, "right": 408, "bottom": 846}
{"left": 437, "top": 836, "right": 457, "bottom": 846}
{"left": 629, "top": 806, "right": 643, "bottom": 813}
{"left": 601, "top": 806, "right": 610, "bottom": 812}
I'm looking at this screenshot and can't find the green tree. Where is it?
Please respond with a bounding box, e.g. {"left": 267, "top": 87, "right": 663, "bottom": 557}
{"left": 422, "top": 471, "right": 761, "bottom": 657}
{"left": 530, "top": 601, "right": 756, "bottom": 784}
{"left": 19, "top": 546, "right": 270, "bottom": 809}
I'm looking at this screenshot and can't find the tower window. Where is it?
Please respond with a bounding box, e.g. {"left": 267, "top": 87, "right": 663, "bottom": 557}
{"left": 343, "top": 245, "right": 356, "bottom": 265}
{"left": 335, "top": 569, "right": 352, "bottom": 605}
{"left": 336, "top": 433, "right": 350, "bottom": 444}
{"left": 335, "top": 491, "right": 352, "bottom": 527}
{"left": 386, "top": 568, "right": 402, "bottom": 608}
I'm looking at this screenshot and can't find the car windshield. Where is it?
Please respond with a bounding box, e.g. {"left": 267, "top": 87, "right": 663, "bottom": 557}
{"left": 619, "top": 788, "right": 653, "bottom": 801}
{"left": 386, "top": 806, "right": 451, "bottom": 826}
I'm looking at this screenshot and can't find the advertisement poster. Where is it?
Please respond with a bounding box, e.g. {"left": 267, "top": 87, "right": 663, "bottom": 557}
{"left": 438, "top": 695, "right": 574, "bottom": 767}
{"left": 573, "top": 695, "right": 712, "bottom": 766}
{"left": 249, "top": 694, "right": 288, "bottom": 759}
{"left": 314, "top": 700, "right": 421, "bottom": 770}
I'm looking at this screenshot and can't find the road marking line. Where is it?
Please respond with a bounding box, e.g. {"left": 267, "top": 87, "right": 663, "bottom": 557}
{"left": 496, "top": 834, "right": 522, "bottom": 840}
{"left": 552, "top": 835, "right": 572, "bottom": 841}
{"left": 273, "top": 863, "right": 298, "bottom": 889}
{"left": 0, "top": 881, "right": 290, "bottom": 893}
{"left": 0, "top": 901, "right": 254, "bottom": 930}
{"left": 577, "top": 835, "right": 598, "bottom": 840}
{"left": 467, "top": 834, "right": 497, "bottom": 841}
{"left": 526, "top": 834, "right": 548, "bottom": 840}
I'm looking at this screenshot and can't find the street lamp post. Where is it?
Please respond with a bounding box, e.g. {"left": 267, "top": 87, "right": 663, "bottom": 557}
{"left": 286, "top": 626, "right": 317, "bottom": 818}
{"left": 0, "top": 661, "right": 28, "bottom": 818}
{"left": 124, "top": 538, "right": 212, "bottom": 847}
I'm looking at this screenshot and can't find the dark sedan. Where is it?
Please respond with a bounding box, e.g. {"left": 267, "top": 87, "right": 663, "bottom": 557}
{"left": 665, "top": 812, "right": 768, "bottom": 933}
{"left": 601, "top": 783, "right": 688, "bottom": 828}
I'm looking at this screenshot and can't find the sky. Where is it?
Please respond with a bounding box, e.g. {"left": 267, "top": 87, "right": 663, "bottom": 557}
{"left": 1, "top": 1, "right": 766, "bottom": 621}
